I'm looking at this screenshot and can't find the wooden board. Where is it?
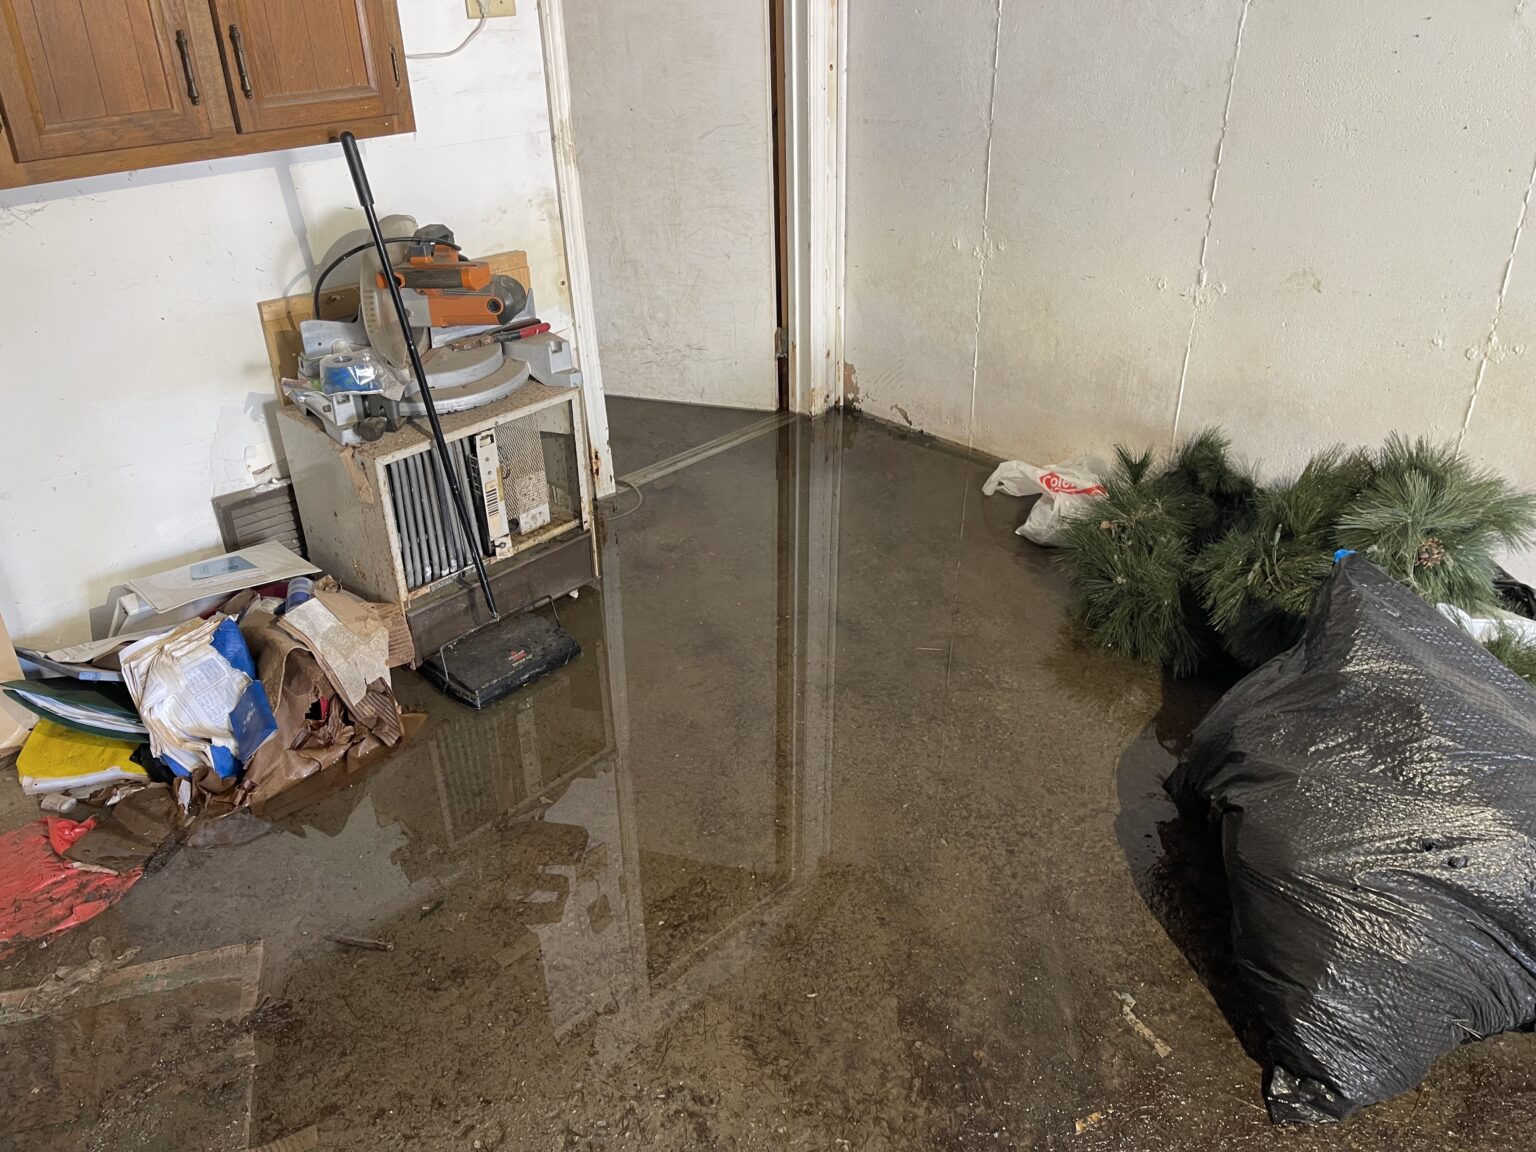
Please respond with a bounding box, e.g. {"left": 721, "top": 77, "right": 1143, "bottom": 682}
{"left": 0, "top": 607, "right": 35, "bottom": 750}
{"left": 257, "top": 249, "right": 531, "bottom": 398}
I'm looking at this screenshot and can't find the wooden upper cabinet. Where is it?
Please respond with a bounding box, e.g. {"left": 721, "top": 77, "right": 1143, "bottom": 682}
{"left": 212, "top": 0, "right": 399, "bottom": 133}
{"left": 0, "top": 0, "right": 412, "bottom": 188}
{"left": 0, "top": 0, "right": 213, "bottom": 161}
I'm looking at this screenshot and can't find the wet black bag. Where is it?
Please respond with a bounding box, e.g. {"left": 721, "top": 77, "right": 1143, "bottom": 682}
{"left": 1166, "top": 556, "right": 1536, "bottom": 1123}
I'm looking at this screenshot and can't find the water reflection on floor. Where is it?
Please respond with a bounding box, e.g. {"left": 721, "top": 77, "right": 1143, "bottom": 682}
{"left": 3, "top": 408, "right": 1534, "bottom": 1150}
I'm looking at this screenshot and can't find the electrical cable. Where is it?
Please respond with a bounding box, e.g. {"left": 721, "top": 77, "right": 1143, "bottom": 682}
{"left": 310, "top": 236, "right": 462, "bottom": 319}
{"left": 600, "top": 479, "right": 646, "bottom": 522}
{"left": 407, "top": 1, "right": 489, "bottom": 60}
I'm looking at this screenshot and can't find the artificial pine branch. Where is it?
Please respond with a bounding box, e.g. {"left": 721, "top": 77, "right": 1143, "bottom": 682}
{"left": 1336, "top": 435, "right": 1536, "bottom": 612}
{"left": 1062, "top": 429, "right": 1256, "bottom": 676}
{"left": 1194, "top": 446, "right": 1374, "bottom": 666}
{"left": 1060, "top": 427, "right": 1536, "bottom": 678}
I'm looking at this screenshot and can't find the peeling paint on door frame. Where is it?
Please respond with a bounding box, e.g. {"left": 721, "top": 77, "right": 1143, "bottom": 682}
{"left": 781, "top": 0, "right": 846, "bottom": 417}
{"left": 537, "top": 0, "right": 616, "bottom": 498}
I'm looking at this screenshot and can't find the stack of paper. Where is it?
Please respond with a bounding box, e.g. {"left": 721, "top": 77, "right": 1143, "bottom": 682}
{"left": 103, "top": 541, "right": 318, "bottom": 638}
{"left": 0, "top": 679, "right": 147, "bottom": 740}
{"left": 280, "top": 598, "right": 390, "bottom": 708}
{"left": 14, "top": 629, "right": 168, "bottom": 683}
{"left": 120, "top": 617, "right": 276, "bottom": 780}
{"left": 15, "top": 719, "right": 148, "bottom": 795}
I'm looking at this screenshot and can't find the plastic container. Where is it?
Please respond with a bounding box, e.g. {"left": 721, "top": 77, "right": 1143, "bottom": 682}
{"left": 283, "top": 576, "right": 315, "bottom": 614}
{"left": 320, "top": 350, "right": 386, "bottom": 394}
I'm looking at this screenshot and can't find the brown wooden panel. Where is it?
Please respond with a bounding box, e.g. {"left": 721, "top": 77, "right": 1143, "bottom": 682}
{"left": 0, "top": 108, "right": 410, "bottom": 189}
{"left": 25, "top": 1, "right": 106, "bottom": 123}
{"left": 300, "top": 0, "right": 360, "bottom": 91}
{"left": 0, "top": 0, "right": 212, "bottom": 160}
{"left": 127, "top": 0, "right": 173, "bottom": 111}
{"left": 214, "top": 0, "right": 398, "bottom": 133}
{"left": 87, "top": 0, "right": 160, "bottom": 115}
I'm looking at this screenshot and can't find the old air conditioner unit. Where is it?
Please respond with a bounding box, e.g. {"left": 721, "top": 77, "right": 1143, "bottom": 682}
{"left": 279, "top": 383, "right": 598, "bottom": 662}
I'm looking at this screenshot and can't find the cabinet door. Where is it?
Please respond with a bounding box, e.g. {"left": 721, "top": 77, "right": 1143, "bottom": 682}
{"left": 213, "top": 0, "right": 401, "bottom": 133}
{"left": 0, "top": 0, "right": 213, "bottom": 161}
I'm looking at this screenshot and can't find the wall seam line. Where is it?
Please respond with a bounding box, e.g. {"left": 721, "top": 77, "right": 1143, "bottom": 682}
{"left": 966, "top": 0, "right": 1005, "bottom": 452}
{"left": 1458, "top": 147, "right": 1536, "bottom": 450}
{"left": 1171, "top": 0, "right": 1251, "bottom": 444}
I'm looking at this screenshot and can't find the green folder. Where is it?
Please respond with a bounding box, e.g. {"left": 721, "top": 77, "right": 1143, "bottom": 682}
{"left": 1, "top": 679, "right": 147, "bottom": 741}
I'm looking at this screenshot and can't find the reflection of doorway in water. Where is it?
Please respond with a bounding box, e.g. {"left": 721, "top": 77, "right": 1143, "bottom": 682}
{"left": 526, "top": 412, "right": 843, "bottom": 1047}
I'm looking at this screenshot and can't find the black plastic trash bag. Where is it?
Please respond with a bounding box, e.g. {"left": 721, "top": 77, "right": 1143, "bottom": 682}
{"left": 1166, "top": 555, "right": 1536, "bottom": 1123}
{"left": 1496, "top": 564, "right": 1536, "bottom": 619}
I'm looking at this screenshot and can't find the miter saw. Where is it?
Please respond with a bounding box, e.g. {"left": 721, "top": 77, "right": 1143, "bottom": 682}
{"left": 288, "top": 215, "right": 581, "bottom": 445}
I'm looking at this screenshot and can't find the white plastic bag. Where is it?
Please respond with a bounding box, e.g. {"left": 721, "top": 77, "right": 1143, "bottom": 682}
{"left": 981, "top": 455, "right": 1107, "bottom": 546}
{"left": 1437, "top": 602, "right": 1536, "bottom": 646}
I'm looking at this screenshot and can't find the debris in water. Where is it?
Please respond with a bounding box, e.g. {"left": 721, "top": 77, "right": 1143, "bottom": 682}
{"left": 1075, "top": 1109, "right": 1110, "bottom": 1135}
{"left": 326, "top": 934, "right": 394, "bottom": 953}
{"left": 250, "top": 1126, "right": 320, "bottom": 1152}
{"left": 1116, "top": 991, "right": 1172, "bottom": 1058}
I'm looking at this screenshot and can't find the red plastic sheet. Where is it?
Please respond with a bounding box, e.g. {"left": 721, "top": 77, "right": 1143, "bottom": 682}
{"left": 0, "top": 817, "right": 141, "bottom": 958}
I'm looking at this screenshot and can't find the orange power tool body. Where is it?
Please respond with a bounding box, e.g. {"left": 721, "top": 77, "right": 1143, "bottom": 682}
{"left": 379, "top": 243, "right": 527, "bottom": 327}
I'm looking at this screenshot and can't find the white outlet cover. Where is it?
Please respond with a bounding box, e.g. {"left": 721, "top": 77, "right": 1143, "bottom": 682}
{"left": 467, "top": 0, "right": 515, "bottom": 16}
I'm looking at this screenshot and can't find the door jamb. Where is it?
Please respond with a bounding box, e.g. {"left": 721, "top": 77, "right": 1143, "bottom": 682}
{"left": 536, "top": 0, "right": 616, "bottom": 498}
{"left": 779, "top": 0, "right": 846, "bottom": 417}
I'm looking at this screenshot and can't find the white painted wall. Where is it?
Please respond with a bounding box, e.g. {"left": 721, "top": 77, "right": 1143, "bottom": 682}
{"left": 563, "top": 0, "right": 778, "bottom": 410}
{"left": 846, "top": 0, "right": 1536, "bottom": 580}
{"left": 0, "top": 4, "right": 575, "bottom": 645}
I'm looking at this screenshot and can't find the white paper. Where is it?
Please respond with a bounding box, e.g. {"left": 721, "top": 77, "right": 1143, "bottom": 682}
{"left": 5, "top": 689, "right": 146, "bottom": 736}
{"left": 39, "top": 629, "right": 168, "bottom": 666}
{"left": 120, "top": 617, "right": 251, "bottom": 771}
{"left": 127, "top": 541, "right": 318, "bottom": 614}
{"left": 281, "top": 599, "right": 389, "bottom": 708}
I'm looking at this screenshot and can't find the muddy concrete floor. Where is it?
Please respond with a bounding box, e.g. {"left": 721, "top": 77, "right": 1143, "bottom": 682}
{"left": 3, "top": 407, "right": 1535, "bottom": 1150}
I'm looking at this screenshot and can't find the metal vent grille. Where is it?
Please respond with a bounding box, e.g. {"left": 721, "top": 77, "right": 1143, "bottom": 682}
{"left": 386, "top": 442, "right": 482, "bottom": 591}
{"left": 386, "top": 423, "right": 582, "bottom": 593}
{"left": 496, "top": 421, "right": 551, "bottom": 533}
{"left": 212, "top": 482, "right": 306, "bottom": 556}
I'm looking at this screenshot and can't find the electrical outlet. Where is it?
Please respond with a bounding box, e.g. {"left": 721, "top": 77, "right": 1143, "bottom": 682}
{"left": 466, "top": 0, "right": 515, "bottom": 16}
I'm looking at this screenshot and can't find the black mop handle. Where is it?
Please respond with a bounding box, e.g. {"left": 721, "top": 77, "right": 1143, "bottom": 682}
{"left": 338, "top": 131, "right": 499, "bottom": 620}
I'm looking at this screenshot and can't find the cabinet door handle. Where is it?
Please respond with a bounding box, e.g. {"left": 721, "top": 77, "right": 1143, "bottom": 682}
{"left": 228, "top": 23, "right": 253, "bottom": 98}
{"left": 175, "top": 30, "right": 199, "bottom": 105}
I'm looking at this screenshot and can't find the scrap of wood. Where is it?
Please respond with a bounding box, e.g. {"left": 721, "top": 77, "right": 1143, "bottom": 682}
{"left": 257, "top": 249, "right": 532, "bottom": 399}
{"left": 1115, "top": 991, "right": 1172, "bottom": 1058}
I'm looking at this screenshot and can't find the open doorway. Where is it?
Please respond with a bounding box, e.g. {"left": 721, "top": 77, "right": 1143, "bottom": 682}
{"left": 561, "top": 0, "right": 785, "bottom": 466}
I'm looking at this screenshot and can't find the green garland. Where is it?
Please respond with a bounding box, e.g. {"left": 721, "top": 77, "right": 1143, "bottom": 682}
{"left": 1060, "top": 431, "right": 1536, "bottom": 681}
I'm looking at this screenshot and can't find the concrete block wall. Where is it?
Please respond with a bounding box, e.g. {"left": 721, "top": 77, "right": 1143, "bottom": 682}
{"left": 846, "top": 0, "right": 1536, "bottom": 579}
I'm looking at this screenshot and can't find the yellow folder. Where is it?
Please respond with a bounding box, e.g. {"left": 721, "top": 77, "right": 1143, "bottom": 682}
{"left": 15, "top": 718, "right": 148, "bottom": 795}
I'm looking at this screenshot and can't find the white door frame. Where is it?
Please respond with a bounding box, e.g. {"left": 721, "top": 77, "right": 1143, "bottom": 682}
{"left": 781, "top": 0, "right": 847, "bottom": 416}
{"left": 541, "top": 0, "right": 845, "bottom": 431}
{"left": 537, "top": 0, "right": 616, "bottom": 498}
